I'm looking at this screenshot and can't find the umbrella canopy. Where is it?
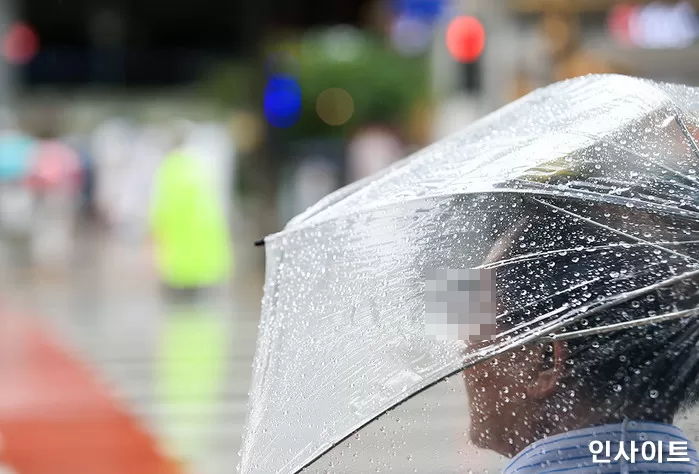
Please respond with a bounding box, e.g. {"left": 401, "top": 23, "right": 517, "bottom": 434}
{"left": 240, "top": 74, "right": 699, "bottom": 473}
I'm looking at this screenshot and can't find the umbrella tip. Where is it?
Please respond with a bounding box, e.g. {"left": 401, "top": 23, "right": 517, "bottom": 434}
{"left": 254, "top": 238, "right": 265, "bottom": 247}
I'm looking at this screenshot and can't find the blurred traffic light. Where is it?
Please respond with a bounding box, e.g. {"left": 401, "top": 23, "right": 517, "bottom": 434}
{"left": 445, "top": 16, "right": 485, "bottom": 63}
{"left": 445, "top": 16, "right": 484, "bottom": 93}
{"left": 3, "top": 22, "right": 39, "bottom": 65}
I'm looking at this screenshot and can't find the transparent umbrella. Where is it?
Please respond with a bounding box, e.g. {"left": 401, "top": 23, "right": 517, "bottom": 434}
{"left": 240, "top": 75, "right": 699, "bottom": 473}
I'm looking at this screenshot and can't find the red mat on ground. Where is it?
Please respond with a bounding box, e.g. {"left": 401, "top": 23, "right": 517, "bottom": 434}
{"left": 0, "top": 315, "right": 181, "bottom": 474}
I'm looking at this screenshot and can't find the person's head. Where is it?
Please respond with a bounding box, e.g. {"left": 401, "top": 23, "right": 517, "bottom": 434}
{"left": 462, "top": 198, "right": 699, "bottom": 457}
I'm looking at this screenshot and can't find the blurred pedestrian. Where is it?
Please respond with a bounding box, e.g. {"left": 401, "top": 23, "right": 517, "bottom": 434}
{"left": 150, "top": 146, "right": 232, "bottom": 292}
{"left": 0, "top": 129, "right": 36, "bottom": 238}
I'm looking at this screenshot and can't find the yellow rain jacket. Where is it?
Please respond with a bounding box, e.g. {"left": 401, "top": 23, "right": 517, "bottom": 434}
{"left": 151, "top": 150, "right": 232, "bottom": 287}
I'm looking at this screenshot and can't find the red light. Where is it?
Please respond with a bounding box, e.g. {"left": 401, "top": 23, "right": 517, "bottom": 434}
{"left": 607, "top": 4, "right": 636, "bottom": 46}
{"left": 445, "top": 16, "right": 485, "bottom": 63}
{"left": 3, "top": 22, "right": 39, "bottom": 65}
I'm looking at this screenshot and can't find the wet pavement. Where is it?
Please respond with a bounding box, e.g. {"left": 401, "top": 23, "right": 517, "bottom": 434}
{"left": 0, "top": 224, "right": 263, "bottom": 474}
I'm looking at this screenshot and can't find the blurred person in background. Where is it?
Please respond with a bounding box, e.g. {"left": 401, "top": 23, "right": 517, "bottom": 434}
{"left": 347, "top": 124, "right": 404, "bottom": 182}
{"left": 65, "top": 132, "right": 97, "bottom": 219}
{"left": 541, "top": 10, "right": 618, "bottom": 82}
{"left": 114, "top": 123, "right": 170, "bottom": 241}
{"left": 0, "top": 109, "right": 37, "bottom": 245}
{"left": 511, "top": 5, "right": 625, "bottom": 100}
{"left": 90, "top": 118, "right": 136, "bottom": 229}
{"left": 26, "top": 136, "right": 83, "bottom": 268}
{"left": 150, "top": 125, "right": 232, "bottom": 295}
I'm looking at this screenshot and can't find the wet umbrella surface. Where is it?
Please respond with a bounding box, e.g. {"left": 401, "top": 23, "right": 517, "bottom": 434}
{"left": 240, "top": 75, "right": 699, "bottom": 473}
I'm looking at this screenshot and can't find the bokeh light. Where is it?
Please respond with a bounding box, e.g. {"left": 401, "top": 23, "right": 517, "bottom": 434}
{"left": 607, "top": 4, "right": 636, "bottom": 46}
{"left": 3, "top": 22, "right": 39, "bottom": 65}
{"left": 263, "top": 75, "right": 302, "bottom": 128}
{"left": 315, "top": 88, "right": 354, "bottom": 126}
{"left": 391, "top": 15, "right": 432, "bottom": 56}
{"left": 230, "top": 111, "right": 264, "bottom": 153}
{"left": 445, "top": 16, "right": 485, "bottom": 63}
{"left": 393, "top": 0, "right": 445, "bottom": 23}
{"left": 624, "top": 1, "right": 698, "bottom": 49}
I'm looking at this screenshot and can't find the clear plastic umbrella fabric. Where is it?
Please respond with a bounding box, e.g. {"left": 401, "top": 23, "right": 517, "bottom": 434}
{"left": 240, "top": 75, "right": 699, "bottom": 473}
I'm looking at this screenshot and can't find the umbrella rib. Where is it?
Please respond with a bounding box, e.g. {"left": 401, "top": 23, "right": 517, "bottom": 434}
{"left": 530, "top": 197, "right": 699, "bottom": 264}
{"left": 496, "top": 251, "right": 697, "bottom": 341}
{"left": 292, "top": 364, "right": 470, "bottom": 474}
{"left": 654, "top": 163, "right": 699, "bottom": 190}
{"left": 515, "top": 266, "right": 699, "bottom": 350}
{"left": 598, "top": 114, "right": 699, "bottom": 189}
{"left": 477, "top": 239, "right": 699, "bottom": 271}
{"left": 674, "top": 114, "right": 699, "bottom": 161}
{"left": 538, "top": 307, "right": 699, "bottom": 343}
{"left": 267, "top": 187, "right": 699, "bottom": 242}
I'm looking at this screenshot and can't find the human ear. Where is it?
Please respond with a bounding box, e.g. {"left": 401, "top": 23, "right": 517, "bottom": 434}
{"left": 526, "top": 341, "right": 568, "bottom": 400}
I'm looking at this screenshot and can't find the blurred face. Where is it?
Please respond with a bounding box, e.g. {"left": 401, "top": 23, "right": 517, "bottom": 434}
{"left": 462, "top": 342, "right": 568, "bottom": 457}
